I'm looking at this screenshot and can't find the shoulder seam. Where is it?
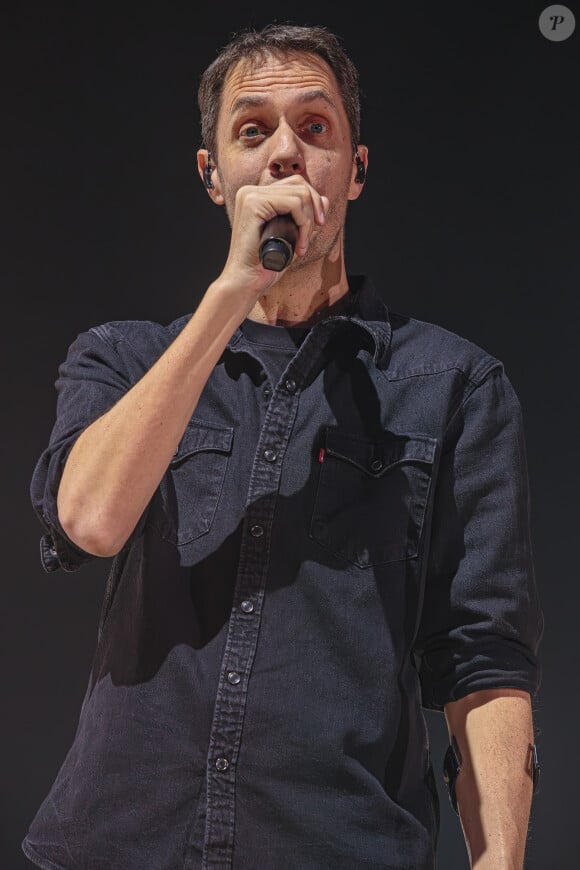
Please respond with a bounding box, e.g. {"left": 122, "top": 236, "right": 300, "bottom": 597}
{"left": 442, "top": 360, "right": 505, "bottom": 446}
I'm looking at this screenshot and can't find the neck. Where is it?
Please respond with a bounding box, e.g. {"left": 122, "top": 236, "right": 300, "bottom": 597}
{"left": 246, "top": 245, "right": 350, "bottom": 327}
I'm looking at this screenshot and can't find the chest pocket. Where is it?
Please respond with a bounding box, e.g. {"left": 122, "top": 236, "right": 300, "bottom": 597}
{"left": 309, "top": 428, "right": 437, "bottom": 568}
{"left": 152, "top": 419, "right": 234, "bottom": 546}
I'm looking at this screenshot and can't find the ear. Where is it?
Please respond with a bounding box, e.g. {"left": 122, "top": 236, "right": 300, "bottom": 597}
{"left": 348, "top": 144, "right": 368, "bottom": 201}
{"left": 196, "top": 149, "right": 225, "bottom": 205}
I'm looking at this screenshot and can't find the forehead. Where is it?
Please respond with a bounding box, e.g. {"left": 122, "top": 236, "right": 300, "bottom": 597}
{"left": 220, "top": 51, "right": 345, "bottom": 117}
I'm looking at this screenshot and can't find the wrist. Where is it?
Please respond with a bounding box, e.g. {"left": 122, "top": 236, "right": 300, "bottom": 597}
{"left": 207, "top": 275, "right": 263, "bottom": 313}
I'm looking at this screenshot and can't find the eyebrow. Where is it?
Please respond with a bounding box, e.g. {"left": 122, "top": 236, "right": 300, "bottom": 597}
{"left": 229, "top": 89, "right": 338, "bottom": 116}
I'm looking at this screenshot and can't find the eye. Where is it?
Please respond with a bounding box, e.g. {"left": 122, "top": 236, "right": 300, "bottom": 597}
{"left": 240, "top": 124, "right": 263, "bottom": 139}
{"left": 307, "top": 120, "right": 328, "bottom": 135}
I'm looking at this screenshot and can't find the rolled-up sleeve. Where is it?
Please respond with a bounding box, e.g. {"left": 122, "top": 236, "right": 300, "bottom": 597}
{"left": 415, "top": 363, "right": 544, "bottom": 711}
{"left": 30, "top": 326, "right": 138, "bottom": 573}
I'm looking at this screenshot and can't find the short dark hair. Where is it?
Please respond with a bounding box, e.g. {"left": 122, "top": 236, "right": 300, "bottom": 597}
{"left": 197, "top": 23, "right": 361, "bottom": 158}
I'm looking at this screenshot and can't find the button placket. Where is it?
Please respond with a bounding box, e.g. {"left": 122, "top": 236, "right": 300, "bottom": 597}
{"left": 201, "top": 371, "right": 303, "bottom": 869}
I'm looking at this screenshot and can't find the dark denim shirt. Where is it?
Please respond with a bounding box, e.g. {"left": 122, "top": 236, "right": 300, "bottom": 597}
{"left": 23, "top": 276, "right": 543, "bottom": 870}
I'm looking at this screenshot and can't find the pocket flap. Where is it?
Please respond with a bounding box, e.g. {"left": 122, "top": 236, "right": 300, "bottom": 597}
{"left": 172, "top": 419, "right": 234, "bottom": 465}
{"left": 324, "top": 428, "right": 437, "bottom": 477}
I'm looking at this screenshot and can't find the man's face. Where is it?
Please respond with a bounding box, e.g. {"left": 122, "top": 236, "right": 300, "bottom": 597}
{"left": 206, "top": 51, "right": 365, "bottom": 266}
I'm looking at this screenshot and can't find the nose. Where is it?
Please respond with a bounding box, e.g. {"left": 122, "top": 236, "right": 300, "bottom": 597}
{"left": 267, "top": 122, "right": 305, "bottom": 178}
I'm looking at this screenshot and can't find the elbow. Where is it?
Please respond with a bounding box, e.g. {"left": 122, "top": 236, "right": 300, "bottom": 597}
{"left": 57, "top": 498, "right": 129, "bottom": 558}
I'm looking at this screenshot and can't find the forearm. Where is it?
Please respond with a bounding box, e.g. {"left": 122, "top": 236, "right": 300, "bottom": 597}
{"left": 444, "top": 688, "right": 536, "bottom": 870}
{"left": 57, "top": 278, "right": 255, "bottom": 556}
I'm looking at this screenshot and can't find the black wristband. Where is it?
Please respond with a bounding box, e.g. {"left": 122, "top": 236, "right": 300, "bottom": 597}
{"left": 442, "top": 735, "right": 462, "bottom": 815}
{"left": 530, "top": 742, "right": 541, "bottom": 794}
{"left": 443, "top": 738, "right": 541, "bottom": 816}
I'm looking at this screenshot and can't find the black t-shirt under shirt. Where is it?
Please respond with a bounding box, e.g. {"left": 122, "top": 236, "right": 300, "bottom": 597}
{"left": 239, "top": 289, "right": 355, "bottom": 385}
{"left": 239, "top": 318, "right": 310, "bottom": 386}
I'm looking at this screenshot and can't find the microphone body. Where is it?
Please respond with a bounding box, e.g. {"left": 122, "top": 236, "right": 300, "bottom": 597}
{"left": 259, "top": 215, "right": 298, "bottom": 272}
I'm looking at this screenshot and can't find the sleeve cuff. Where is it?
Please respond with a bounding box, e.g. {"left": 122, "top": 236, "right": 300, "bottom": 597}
{"left": 419, "top": 639, "right": 542, "bottom": 711}
{"left": 39, "top": 530, "right": 95, "bottom": 573}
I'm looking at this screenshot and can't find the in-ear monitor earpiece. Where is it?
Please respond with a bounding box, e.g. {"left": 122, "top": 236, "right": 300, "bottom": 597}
{"left": 354, "top": 147, "right": 366, "bottom": 184}
{"left": 203, "top": 150, "right": 214, "bottom": 189}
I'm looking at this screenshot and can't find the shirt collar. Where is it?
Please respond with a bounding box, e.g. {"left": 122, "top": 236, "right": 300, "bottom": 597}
{"left": 227, "top": 275, "right": 392, "bottom": 368}
{"left": 343, "top": 275, "right": 392, "bottom": 367}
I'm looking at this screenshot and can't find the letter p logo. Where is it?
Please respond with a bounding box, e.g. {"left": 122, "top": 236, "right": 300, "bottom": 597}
{"left": 539, "top": 5, "right": 576, "bottom": 41}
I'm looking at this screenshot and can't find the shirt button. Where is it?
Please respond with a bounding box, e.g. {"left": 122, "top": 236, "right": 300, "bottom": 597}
{"left": 263, "top": 448, "right": 277, "bottom": 462}
{"left": 250, "top": 524, "right": 264, "bottom": 537}
{"left": 227, "top": 671, "right": 241, "bottom": 685}
{"left": 284, "top": 378, "right": 297, "bottom": 393}
{"left": 263, "top": 386, "right": 272, "bottom": 399}
{"left": 370, "top": 458, "right": 383, "bottom": 472}
{"left": 215, "top": 757, "right": 229, "bottom": 771}
{"left": 240, "top": 599, "right": 254, "bottom": 613}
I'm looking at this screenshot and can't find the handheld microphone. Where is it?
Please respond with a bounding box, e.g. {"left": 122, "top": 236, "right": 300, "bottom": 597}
{"left": 259, "top": 215, "right": 298, "bottom": 272}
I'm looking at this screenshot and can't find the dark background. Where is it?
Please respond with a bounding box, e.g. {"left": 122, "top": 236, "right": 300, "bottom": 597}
{"left": 3, "top": 1, "right": 578, "bottom": 867}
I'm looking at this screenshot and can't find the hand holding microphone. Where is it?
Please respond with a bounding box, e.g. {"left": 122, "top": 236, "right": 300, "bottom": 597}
{"left": 213, "top": 177, "right": 329, "bottom": 301}
{"left": 256, "top": 178, "right": 328, "bottom": 272}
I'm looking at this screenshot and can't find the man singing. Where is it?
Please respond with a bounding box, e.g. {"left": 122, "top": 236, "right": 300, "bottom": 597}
{"left": 23, "top": 23, "right": 543, "bottom": 870}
